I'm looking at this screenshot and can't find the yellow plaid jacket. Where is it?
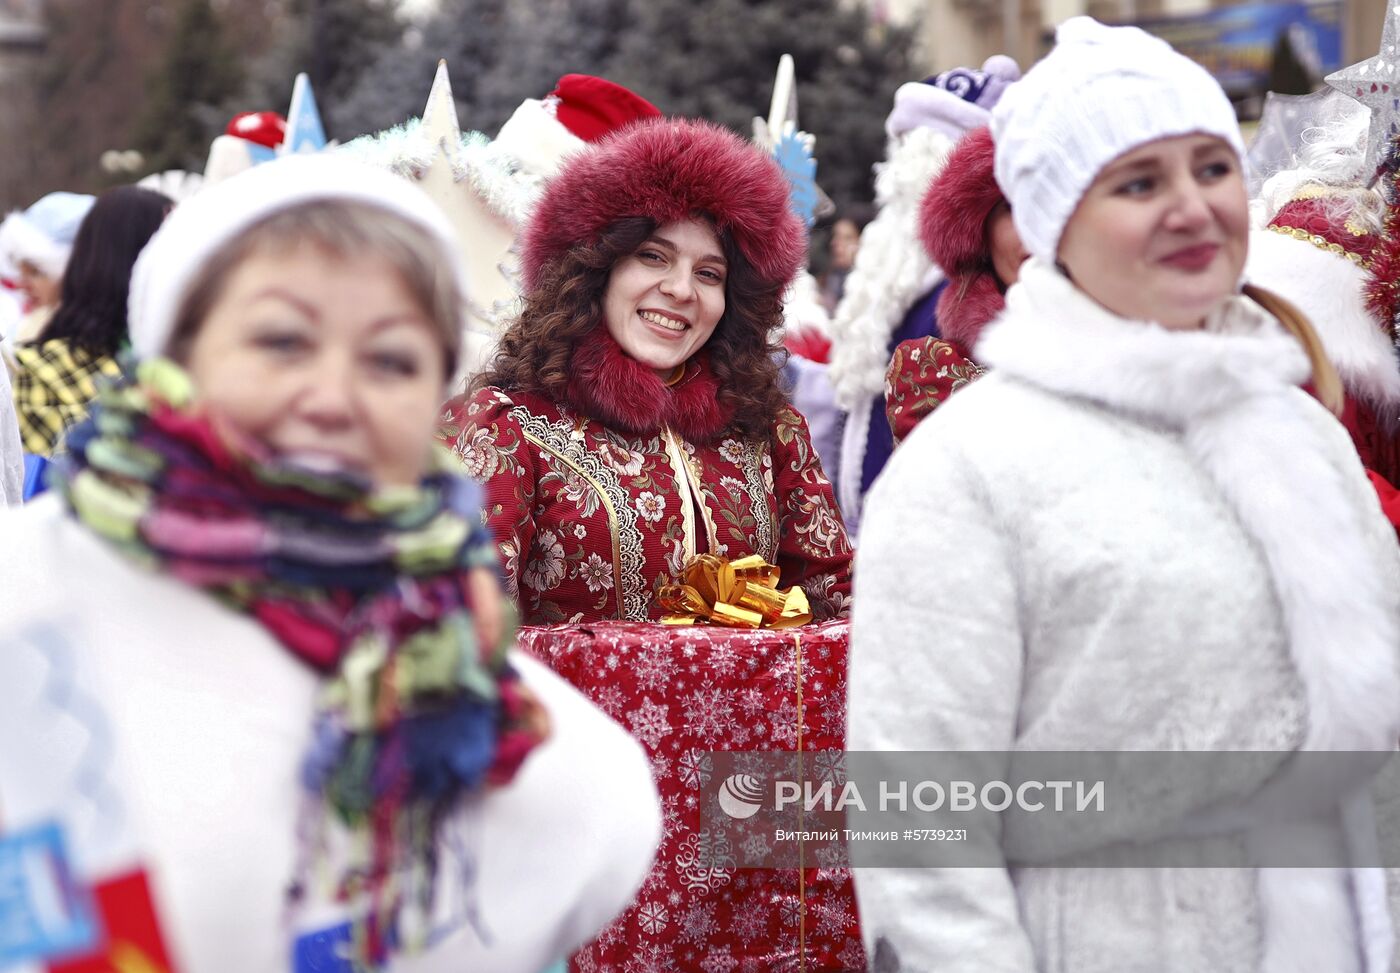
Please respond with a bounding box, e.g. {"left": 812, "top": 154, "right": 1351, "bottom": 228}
{"left": 12, "top": 339, "right": 121, "bottom": 456}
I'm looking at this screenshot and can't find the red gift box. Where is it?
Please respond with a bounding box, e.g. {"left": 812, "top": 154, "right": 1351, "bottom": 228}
{"left": 517, "top": 619, "right": 864, "bottom": 972}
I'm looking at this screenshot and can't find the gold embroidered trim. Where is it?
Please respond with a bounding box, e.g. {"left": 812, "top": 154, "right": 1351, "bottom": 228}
{"left": 661, "top": 428, "right": 701, "bottom": 562}
{"left": 1267, "top": 223, "right": 1369, "bottom": 268}
{"left": 516, "top": 409, "right": 649, "bottom": 620}
{"left": 736, "top": 438, "right": 778, "bottom": 562}
{"left": 673, "top": 434, "right": 723, "bottom": 553}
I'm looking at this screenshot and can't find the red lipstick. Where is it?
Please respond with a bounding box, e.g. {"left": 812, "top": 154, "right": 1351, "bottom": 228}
{"left": 1161, "top": 243, "right": 1219, "bottom": 271}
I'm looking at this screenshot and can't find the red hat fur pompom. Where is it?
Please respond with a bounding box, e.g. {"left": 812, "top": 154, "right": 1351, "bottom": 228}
{"left": 521, "top": 118, "right": 805, "bottom": 298}
{"left": 918, "top": 126, "right": 1003, "bottom": 277}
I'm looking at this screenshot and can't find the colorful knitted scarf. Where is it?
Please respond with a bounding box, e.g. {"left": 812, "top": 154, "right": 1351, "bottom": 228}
{"left": 51, "top": 358, "right": 547, "bottom": 963}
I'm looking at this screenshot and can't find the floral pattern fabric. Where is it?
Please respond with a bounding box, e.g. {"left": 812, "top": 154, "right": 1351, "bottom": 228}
{"left": 439, "top": 387, "right": 853, "bottom": 625}
{"left": 883, "top": 337, "right": 986, "bottom": 447}
{"left": 516, "top": 619, "right": 864, "bottom": 973}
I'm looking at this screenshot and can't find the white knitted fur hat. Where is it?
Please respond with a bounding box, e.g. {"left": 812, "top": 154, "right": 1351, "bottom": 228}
{"left": 129, "top": 153, "right": 468, "bottom": 360}
{"left": 991, "top": 16, "right": 1245, "bottom": 266}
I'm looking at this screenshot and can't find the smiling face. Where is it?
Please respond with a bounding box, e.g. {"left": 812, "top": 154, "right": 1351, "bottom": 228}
{"left": 180, "top": 243, "right": 448, "bottom": 488}
{"left": 1056, "top": 133, "right": 1248, "bottom": 331}
{"left": 602, "top": 217, "right": 727, "bottom": 378}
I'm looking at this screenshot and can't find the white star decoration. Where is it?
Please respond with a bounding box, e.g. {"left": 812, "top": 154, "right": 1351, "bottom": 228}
{"left": 1326, "top": 2, "right": 1400, "bottom": 184}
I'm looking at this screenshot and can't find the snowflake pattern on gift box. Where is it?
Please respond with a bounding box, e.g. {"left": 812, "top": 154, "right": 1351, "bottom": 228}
{"left": 677, "top": 749, "right": 713, "bottom": 790}
{"left": 623, "top": 944, "right": 678, "bottom": 973}
{"left": 677, "top": 900, "right": 719, "bottom": 946}
{"left": 740, "top": 832, "right": 772, "bottom": 861}
{"left": 518, "top": 621, "right": 862, "bottom": 972}
{"left": 628, "top": 696, "right": 672, "bottom": 749}
{"left": 699, "top": 952, "right": 740, "bottom": 973}
{"left": 812, "top": 898, "right": 856, "bottom": 940}
{"left": 636, "top": 900, "right": 670, "bottom": 937}
{"left": 682, "top": 682, "right": 737, "bottom": 743}
{"left": 635, "top": 640, "right": 680, "bottom": 692}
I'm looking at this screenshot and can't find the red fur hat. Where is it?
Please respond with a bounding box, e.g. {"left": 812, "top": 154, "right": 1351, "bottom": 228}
{"left": 918, "top": 127, "right": 1009, "bottom": 352}
{"left": 521, "top": 117, "right": 805, "bottom": 298}
{"left": 918, "top": 126, "right": 1003, "bottom": 277}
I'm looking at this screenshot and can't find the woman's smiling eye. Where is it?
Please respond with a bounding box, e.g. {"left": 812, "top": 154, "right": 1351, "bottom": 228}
{"left": 637, "top": 248, "right": 667, "bottom": 264}
{"left": 698, "top": 266, "right": 726, "bottom": 284}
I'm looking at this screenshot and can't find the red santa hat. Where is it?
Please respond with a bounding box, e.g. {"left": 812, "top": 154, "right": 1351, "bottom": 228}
{"left": 917, "top": 126, "right": 1007, "bottom": 350}
{"left": 549, "top": 74, "right": 661, "bottom": 143}
{"left": 1268, "top": 196, "right": 1377, "bottom": 267}
{"left": 520, "top": 117, "right": 804, "bottom": 300}
{"left": 491, "top": 74, "right": 660, "bottom": 187}
{"left": 226, "top": 111, "right": 287, "bottom": 149}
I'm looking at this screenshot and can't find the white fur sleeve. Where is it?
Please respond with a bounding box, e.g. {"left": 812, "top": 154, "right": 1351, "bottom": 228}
{"left": 848, "top": 419, "right": 1036, "bottom": 973}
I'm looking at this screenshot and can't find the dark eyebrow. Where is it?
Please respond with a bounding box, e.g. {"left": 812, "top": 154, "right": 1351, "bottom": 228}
{"left": 648, "top": 235, "right": 727, "bottom": 267}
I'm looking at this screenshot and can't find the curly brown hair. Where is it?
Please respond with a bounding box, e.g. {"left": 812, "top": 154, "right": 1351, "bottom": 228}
{"left": 475, "top": 216, "right": 790, "bottom": 441}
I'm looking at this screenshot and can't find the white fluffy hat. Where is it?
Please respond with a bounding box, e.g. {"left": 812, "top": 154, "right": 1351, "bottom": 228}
{"left": 0, "top": 191, "right": 95, "bottom": 279}
{"left": 991, "top": 17, "right": 1244, "bottom": 266}
{"left": 884, "top": 55, "right": 1021, "bottom": 141}
{"left": 129, "top": 153, "right": 469, "bottom": 360}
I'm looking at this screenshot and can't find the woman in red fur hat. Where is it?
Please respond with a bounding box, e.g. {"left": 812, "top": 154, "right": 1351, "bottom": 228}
{"left": 438, "top": 117, "right": 852, "bottom": 624}
{"left": 883, "top": 125, "right": 1027, "bottom": 445}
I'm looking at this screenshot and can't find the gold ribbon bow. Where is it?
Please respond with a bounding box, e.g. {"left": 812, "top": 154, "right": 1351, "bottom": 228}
{"left": 659, "top": 554, "right": 812, "bottom": 628}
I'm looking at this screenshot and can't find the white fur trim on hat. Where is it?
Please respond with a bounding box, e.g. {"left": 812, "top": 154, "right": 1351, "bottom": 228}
{"left": 0, "top": 212, "right": 66, "bottom": 279}
{"left": 128, "top": 154, "right": 470, "bottom": 361}
{"left": 991, "top": 16, "right": 1245, "bottom": 266}
{"left": 1246, "top": 228, "right": 1400, "bottom": 411}
{"left": 492, "top": 98, "right": 587, "bottom": 180}
{"left": 0, "top": 191, "right": 95, "bottom": 279}
{"left": 884, "top": 82, "right": 990, "bottom": 141}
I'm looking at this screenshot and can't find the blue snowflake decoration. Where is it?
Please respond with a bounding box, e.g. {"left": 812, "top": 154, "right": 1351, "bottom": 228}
{"left": 774, "top": 131, "right": 819, "bottom": 229}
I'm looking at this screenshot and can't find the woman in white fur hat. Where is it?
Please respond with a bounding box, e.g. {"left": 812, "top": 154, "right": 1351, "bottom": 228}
{"left": 0, "top": 154, "right": 658, "bottom": 973}
{"left": 849, "top": 17, "right": 1400, "bottom": 973}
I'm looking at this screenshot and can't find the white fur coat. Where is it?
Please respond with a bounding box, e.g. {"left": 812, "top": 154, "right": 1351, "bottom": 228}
{"left": 849, "top": 259, "right": 1400, "bottom": 973}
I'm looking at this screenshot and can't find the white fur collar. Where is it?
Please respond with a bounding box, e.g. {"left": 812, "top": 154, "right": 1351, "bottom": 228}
{"left": 980, "top": 258, "right": 1311, "bottom": 421}
{"left": 981, "top": 257, "right": 1400, "bottom": 755}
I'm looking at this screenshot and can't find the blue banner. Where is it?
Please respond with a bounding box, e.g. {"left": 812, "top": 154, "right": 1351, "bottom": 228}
{"left": 1132, "top": 1, "right": 1342, "bottom": 92}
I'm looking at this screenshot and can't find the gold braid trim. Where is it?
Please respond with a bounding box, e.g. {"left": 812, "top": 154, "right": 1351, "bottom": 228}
{"left": 1266, "top": 223, "right": 1370, "bottom": 268}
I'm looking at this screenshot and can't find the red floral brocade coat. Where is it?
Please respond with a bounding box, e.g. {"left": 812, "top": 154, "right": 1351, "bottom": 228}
{"left": 884, "top": 336, "right": 986, "bottom": 446}
{"left": 438, "top": 361, "right": 852, "bottom": 625}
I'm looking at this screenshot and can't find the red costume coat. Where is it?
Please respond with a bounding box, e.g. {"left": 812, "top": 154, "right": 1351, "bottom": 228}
{"left": 438, "top": 345, "right": 853, "bottom": 625}
{"left": 884, "top": 336, "right": 986, "bottom": 446}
